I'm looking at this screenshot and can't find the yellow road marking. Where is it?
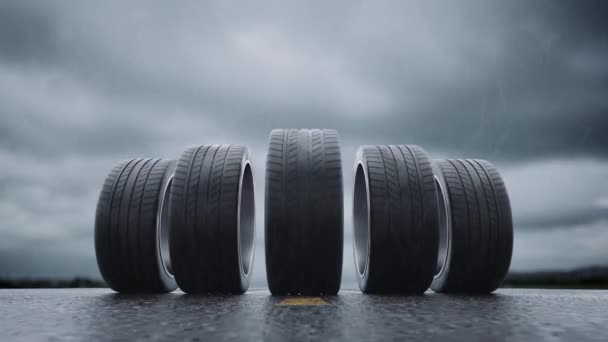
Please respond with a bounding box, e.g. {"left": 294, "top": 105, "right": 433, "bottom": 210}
{"left": 276, "top": 297, "right": 329, "bottom": 306}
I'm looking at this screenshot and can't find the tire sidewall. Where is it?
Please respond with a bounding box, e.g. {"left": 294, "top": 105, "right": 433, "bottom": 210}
{"left": 155, "top": 160, "right": 178, "bottom": 292}
{"left": 430, "top": 161, "right": 453, "bottom": 292}
{"left": 353, "top": 147, "right": 372, "bottom": 292}
{"left": 236, "top": 149, "right": 255, "bottom": 292}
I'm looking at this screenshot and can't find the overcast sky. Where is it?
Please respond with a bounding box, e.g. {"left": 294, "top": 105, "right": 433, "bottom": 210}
{"left": 0, "top": 0, "right": 607, "bottom": 288}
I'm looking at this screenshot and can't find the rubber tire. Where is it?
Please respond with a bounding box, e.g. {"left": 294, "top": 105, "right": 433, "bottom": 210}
{"left": 431, "top": 159, "right": 513, "bottom": 293}
{"left": 265, "top": 129, "right": 344, "bottom": 295}
{"left": 353, "top": 145, "right": 438, "bottom": 294}
{"left": 95, "top": 158, "right": 177, "bottom": 293}
{"left": 169, "top": 145, "right": 255, "bottom": 294}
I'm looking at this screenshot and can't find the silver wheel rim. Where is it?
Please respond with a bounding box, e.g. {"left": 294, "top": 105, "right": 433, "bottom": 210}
{"left": 434, "top": 176, "right": 451, "bottom": 278}
{"left": 157, "top": 176, "right": 174, "bottom": 277}
{"left": 353, "top": 163, "right": 370, "bottom": 277}
{"left": 238, "top": 162, "right": 255, "bottom": 277}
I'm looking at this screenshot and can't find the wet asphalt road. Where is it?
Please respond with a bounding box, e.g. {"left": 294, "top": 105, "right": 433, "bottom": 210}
{"left": 1, "top": 288, "right": 606, "bottom": 341}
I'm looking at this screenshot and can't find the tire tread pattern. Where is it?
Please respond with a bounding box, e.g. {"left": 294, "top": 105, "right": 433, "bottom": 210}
{"left": 358, "top": 145, "right": 438, "bottom": 293}
{"left": 94, "top": 158, "right": 175, "bottom": 293}
{"left": 265, "top": 129, "right": 343, "bottom": 295}
{"left": 169, "top": 145, "right": 251, "bottom": 293}
{"left": 431, "top": 159, "right": 513, "bottom": 293}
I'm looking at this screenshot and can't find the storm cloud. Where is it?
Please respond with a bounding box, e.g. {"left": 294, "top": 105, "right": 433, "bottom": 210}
{"left": 0, "top": 0, "right": 607, "bottom": 287}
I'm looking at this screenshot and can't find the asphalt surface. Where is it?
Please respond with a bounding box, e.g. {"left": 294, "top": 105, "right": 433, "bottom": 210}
{"left": 1, "top": 289, "right": 606, "bottom": 341}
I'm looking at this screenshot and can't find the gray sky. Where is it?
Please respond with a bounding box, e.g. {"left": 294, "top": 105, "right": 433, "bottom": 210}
{"left": 0, "top": 0, "right": 607, "bottom": 288}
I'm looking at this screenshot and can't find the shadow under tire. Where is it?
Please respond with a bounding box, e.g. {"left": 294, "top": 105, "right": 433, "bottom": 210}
{"left": 354, "top": 145, "right": 439, "bottom": 294}
{"left": 169, "top": 145, "right": 255, "bottom": 294}
{"left": 265, "top": 129, "right": 344, "bottom": 295}
{"left": 431, "top": 159, "right": 513, "bottom": 294}
{"left": 95, "top": 158, "right": 177, "bottom": 293}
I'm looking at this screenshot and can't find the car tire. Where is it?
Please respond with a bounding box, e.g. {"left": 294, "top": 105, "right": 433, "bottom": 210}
{"left": 169, "top": 145, "right": 255, "bottom": 294}
{"left": 265, "top": 129, "right": 344, "bottom": 295}
{"left": 431, "top": 159, "right": 513, "bottom": 293}
{"left": 353, "top": 145, "right": 439, "bottom": 294}
{"left": 95, "top": 158, "right": 177, "bottom": 293}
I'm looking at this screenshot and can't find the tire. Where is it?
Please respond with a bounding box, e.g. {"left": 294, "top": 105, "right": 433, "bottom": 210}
{"left": 265, "top": 129, "right": 343, "bottom": 295}
{"left": 431, "top": 159, "right": 513, "bottom": 293}
{"left": 353, "top": 145, "right": 439, "bottom": 294}
{"left": 169, "top": 145, "right": 255, "bottom": 294}
{"left": 95, "top": 158, "right": 177, "bottom": 293}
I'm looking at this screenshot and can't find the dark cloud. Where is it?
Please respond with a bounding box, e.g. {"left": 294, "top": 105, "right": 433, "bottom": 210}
{"left": 503, "top": 158, "right": 608, "bottom": 229}
{"left": 0, "top": 0, "right": 607, "bottom": 284}
{"left": 516, "top": 207, "right": 608, "bottom": 230}
{"left": 0, "top": 238, "right": 98, "bottom": 279}
{"left": 0, "top": 110, "right": 158, "bottom": 157}
{"left": 512, "top": 220, "right": 608, "bottom": 271}
{"left": 2, "top": 1, "right": 607, "bottom": 160}
{"left": 0, "top": 2, "right": 59, "bottom": 65}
